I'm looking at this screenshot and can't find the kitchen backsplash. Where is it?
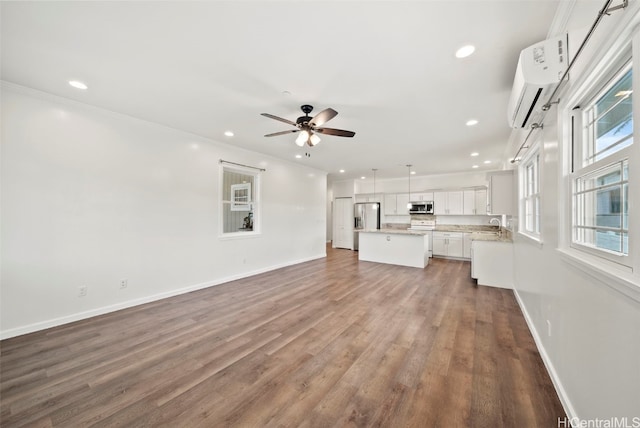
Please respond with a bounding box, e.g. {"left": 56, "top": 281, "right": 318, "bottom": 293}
{"left": 411, "top": 214, "right": 501, "bottom": 226}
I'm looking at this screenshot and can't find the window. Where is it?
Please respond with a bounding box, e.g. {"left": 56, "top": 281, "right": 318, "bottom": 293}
{"left": 230, "top": 183, "right": 252, "bottom": 211}
{"left": 574, "top": 160, "right": 628, "bottom": 255}
{"left": 520, "top": 148, "right": 541, "bottom": 239}
{"left": 221, "top": 165, "right": 260, "bottom": 235}
{"left": 571, "top": 60, "right": 632, "bottom": 264}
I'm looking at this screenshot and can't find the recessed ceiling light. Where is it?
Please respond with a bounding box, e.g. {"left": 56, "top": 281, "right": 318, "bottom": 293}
{"left": 411, "top": 171, "right": 416, "bottom": 175}
{"left": 68, "top": 80, "right": 88, "bottom": 90}
{"left": 470, "top": 152, "right": 479, "bottom": 157}
{"left": 339, "top": 169, "right": 345, "bottom": 173}
{"left": 466, "top": 119, "right": 479, "bottom": 126}
{"left": 484, "top": 160, "right": 492, "bottom": 164}
{"left": 472, "top": 165, "right": 479, "bottom": 169}
{"left": 295, "top": 154, "right": 302, "bottom": 159}
{"left": 361, "top": 176, "right": 366, "bottom": 180}
{"left": 455, "top": 45, "right": 475, "bottom": 59}
{"left": 224, "top": 130, "right": 234, "bottom": 137}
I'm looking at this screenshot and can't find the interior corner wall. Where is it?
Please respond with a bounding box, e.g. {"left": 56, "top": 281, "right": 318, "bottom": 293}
{"left": 511, "top": 1, "right": 640, "bottom": 420}
{"left": 0, "top": 83, "right": 327, "bottom": 339}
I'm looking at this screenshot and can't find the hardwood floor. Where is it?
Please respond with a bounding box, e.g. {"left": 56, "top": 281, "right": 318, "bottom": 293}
{"left": 1, "top": 246, "right": 565, "bottom": 427}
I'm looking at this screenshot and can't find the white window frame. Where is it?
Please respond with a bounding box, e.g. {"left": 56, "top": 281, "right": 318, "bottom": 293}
{"left": 220, "top": 164, "right": 261, "bottom": 238}
{"left": 570, "top": 59, "right": 632, "bottom": 267}
{"left": 230, "top": 183, "right": 252, "bottom": 211}
{"left": 558, "top": 27, "right": 639, "bottom": 301}
{"left": 519, "top": 144, "right": 541, "bottom": 242}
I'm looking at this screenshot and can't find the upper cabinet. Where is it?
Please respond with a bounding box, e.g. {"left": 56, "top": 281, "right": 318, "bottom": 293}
{"left": 396, "top": 194, "right": 410, "bottom": 214}
{"left": 358, "top": 186, "right": 489, "bottom": 217}
{"left": 463, "top": 188, "right": 488, "bottom": 215}
{"left": 410, "top": 192, "right": 434, "bottom": 202}
{"left": 355, "top": 193, "right": 382, "bottom": 204}
{"left": 434, "top": 190, "right": 463, "bottom": 215}
{"left": 487, "top": 171, "right": 515, "bottom": 215}
{"left": 384, "top": 193, "right": 410, "bottom": 216}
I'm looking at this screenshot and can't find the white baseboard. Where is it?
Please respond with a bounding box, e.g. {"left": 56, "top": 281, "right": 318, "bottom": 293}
{"left": 513, "top": 289, "right": 578, "bottom": 422}
{"left": 0, "top": 253, "right": 327, "bottom": 340}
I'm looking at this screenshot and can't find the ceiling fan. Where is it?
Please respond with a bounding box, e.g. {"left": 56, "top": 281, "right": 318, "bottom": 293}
{"left": 261, "top": 105, "right": 356, "bottom": 147}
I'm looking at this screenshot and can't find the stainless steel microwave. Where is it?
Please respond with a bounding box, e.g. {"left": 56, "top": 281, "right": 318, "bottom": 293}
{"left": 409, "top": 201, "right": 434, "bottom": 214}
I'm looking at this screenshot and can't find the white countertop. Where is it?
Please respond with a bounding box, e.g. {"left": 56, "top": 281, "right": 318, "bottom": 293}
{"left": 356, "top": 228, "right": 431, "bottom": 236}
{"left": 357, "top": 226, "right": 512, "bottom": 242}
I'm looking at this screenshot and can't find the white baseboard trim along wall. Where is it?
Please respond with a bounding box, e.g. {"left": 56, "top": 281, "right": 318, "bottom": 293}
{"left": 513, "top": 290, "right": 577, "bottom": 423}
{"left": 1, "top": 253, "right": 326, "bottom": 340}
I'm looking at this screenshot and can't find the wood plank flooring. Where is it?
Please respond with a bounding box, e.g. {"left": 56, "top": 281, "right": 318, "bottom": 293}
{"left": 1, "top": 246, "right": 566, "bottom": 427}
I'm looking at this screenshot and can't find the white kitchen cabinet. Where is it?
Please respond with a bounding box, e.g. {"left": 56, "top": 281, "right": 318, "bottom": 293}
{"left": 448, "top": 234, "right": 463, "bottom": 257}
{"left": 432, "top": 233, "right": 446, "bottom": 256}
{"left": 434, "top": 191, "right": 464, "bottom": 215}
{"left": 471, "top": 240, "right": 513, "bottom": 288}
{"left": 384, "top": 193, "right": 410, "bottom": 216}
{"left": 355, "top": 193, "right": 382, "bottom": 203}
{"left": 432, "top": 231, "right": 463, "bottom": 258}
{"left": 358, "top": 231, "right": 429, "bottom": 268}
{"left": 383, "top": 194, "right": 396, "bottom": 215}
{"left": 487, "top": 171, "right": 514, "bottom": 215}
{"left": 475, "top": 188, "right": 488, "bottom": 215}
{"left": 463, "top": 188, "right": 488, "bottom": 215}
{"left": 433, "top": 192, "right": 447, "bottom": 215}
{"left": 396, "top": 193, "right": 410, "bottom": 215}
{"left": 463, "top": 233, "right": 472, "bottom": 258}
{"left": 410, "top": 192, "right": 434, "bottom": 202}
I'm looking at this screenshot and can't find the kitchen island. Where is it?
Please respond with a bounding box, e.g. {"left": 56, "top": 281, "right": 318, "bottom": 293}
{"left": 357, "top": 229, "right": 430, "bottom": 268}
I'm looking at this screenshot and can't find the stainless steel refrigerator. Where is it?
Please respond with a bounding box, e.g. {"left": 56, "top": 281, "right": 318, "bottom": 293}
{"left": 353, "top": 202, "right": 381, "bottom": 250}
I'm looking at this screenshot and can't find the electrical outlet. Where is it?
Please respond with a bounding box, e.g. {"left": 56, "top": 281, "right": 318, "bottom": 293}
{"left": 120, "top": 279, "right": 128, "bottom": 289}
{"left": 78, "top": 286, "right": 88, "bottom": 297}
{"left": 547, "top": 320, "right": 552, "bottom": 337}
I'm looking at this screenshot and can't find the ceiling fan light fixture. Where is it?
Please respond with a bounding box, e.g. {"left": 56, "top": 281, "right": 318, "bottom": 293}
{"left": 261, "top": 105, "right": 356, "bottom": 149}
{"left": 295, "top": 131, "right": 309, "bottom": 147}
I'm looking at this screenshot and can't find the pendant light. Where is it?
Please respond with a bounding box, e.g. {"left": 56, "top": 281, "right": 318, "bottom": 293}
{"left": 407, "top": 164, "right": 412, "bottom": 209}
{"left": 372, "top": 168, "right": 378, "bottom": 210}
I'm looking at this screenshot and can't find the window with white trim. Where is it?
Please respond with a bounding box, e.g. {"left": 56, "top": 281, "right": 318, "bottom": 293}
{"left": 519, "top": 147, "right": 541, "bottom": 239}
{"left": 571, "top": 60, "right": 632, "bottom": 265}
{"left": 221, "top": 165, "right": 260, "bottom": 236}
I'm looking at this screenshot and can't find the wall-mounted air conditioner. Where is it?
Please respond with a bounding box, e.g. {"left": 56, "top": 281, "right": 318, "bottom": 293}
{"left": 507, "top": 34, "right": 569, "bottom": 129}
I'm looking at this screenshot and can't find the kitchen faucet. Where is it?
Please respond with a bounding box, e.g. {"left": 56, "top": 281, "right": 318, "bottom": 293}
{"left": 490, "top": 218, "right": 502, "bottom": 235}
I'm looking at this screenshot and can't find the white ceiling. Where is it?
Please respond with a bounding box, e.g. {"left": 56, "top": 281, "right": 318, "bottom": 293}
{"left": 1, "top": 1, "right": 561, "bottom": 181}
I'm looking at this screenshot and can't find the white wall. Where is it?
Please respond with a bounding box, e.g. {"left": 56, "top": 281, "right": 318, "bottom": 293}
{"left": 508, "top": 1, "right": 640, "bottom": 421}
{"left": 1, "top": 84, "right": 327, "bottom": 339}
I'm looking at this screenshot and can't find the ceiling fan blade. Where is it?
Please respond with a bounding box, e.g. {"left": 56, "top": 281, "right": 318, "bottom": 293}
{"left": 261, "top": 113, "right": 297, "bottom": 127}
{"left": 314, "top": 127, "right": 356, "bottom": 137}
{"left": 309, "top": 108, "right": 338, "bottom": 127}
{"left": 264, "top": 129, "right": 300, "bottom": 137}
